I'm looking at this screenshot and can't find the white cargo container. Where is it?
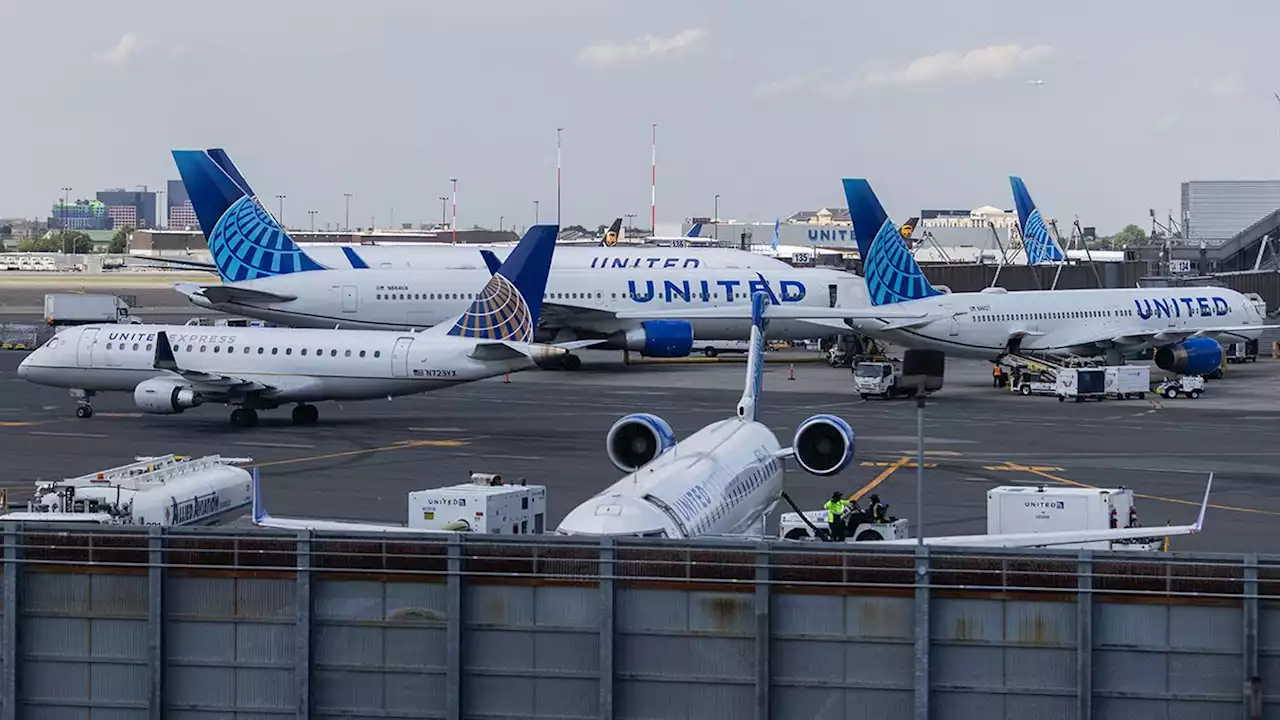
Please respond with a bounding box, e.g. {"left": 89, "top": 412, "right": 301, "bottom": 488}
{"left": 1104, "top": 365, "right": 1150, "bottom": 399}
{"left": 986, "top": 485, "right": 1157, "bottom": 550}
{"left": 407, "top": 472, "right": 546, "bottom": 534}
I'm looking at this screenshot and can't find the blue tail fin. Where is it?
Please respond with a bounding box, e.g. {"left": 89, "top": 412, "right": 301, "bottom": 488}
{"left": 842, "top": 179, "right": 942, "bottom": 306}
{"left": 736, "top": 291, "right": 769, "bottom": 421}
{"left": 440, "top": 224, "right": 559, "bottom": 342}
{"left": 172, "top": 149, "right": 326, "bottom": 282}
{"left": 687, "top": 222, "right": 703, "bottom": 238}
{"left": 1010, "top": 176, "right": 1066, "bottom": 264}
{"left": 250, "top": 467, "right": 268, "bottom": 523}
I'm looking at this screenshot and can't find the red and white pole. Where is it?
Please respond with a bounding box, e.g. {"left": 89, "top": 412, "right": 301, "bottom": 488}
{"left": 650, "top": 123, "right": 657, "bottom": 233}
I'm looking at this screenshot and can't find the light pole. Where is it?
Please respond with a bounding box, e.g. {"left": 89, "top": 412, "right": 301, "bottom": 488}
{"left": 1274, "top": 93, "right": 1280, "bottom": 179}
{"left": 343, "top": 193, "right": 353, "bottom": 231}
{"left": 439, "top": 197, "right": 448, "bottom": 227}
{"left": 714, "top": 194, "right": 720, "bottom": 240}
{"left": 450, "top": 178, "right": 458, "bottom": 244}
{"left": 61, "top": 187, "right": 71, "bottom": 253}
{"left": 157, "top": 190, "right": 165, "bottom": 229}
{"left": 307, "top": 210, "right": 317, "bottom": 232}
{"left": 275, "top": 194, "right": 286, "bottom": 228}
{"left": 499, "top": 216, "right": 504, "bottom": 232}
{"left": 534, "top": 200, "right": 540, "bottom": 225}
{"left": 625, "top": 213, "right": 636, "bottom": 232}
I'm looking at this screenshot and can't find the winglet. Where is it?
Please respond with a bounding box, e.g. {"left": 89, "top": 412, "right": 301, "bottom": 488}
{"left": 251, "top": 467, "right": 269, "bottom": 523}
{"left": 1191, "top": 472, "right": 1213, "bottom": 532}
{"left": 736, "top": 290, "right": 770, "bottom": 422}
{"left": 154, "top": 331, "right": 178, "bottom": 371}
{"left": 441, "top": 224, "right": 558, "bottom": 342}
{"left": 479, "top": 249, "right": 502, "bottom": 276}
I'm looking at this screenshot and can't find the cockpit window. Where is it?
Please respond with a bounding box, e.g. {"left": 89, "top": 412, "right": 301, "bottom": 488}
{"left": 43, "top": 338, "right": 60, "bottom": 350}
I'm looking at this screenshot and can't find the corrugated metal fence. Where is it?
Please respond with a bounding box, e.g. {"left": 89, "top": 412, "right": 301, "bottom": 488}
{"left": 0, "top": 525, "right": 1275, "bottom": 720}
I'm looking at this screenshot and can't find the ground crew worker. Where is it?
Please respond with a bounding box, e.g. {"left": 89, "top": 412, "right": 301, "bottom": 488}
{"left": 868, "top": 494, "right": 888, "bottom": 523}
{"left": 992, "top": 364, "right": 1002, "bottom": 388}
{"left": 825, "top": 491, "right": 849, "bottom": 541}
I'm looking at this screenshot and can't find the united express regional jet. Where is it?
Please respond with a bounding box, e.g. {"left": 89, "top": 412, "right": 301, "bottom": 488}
{"left": 18, "top": 225, "right": 579, "bottom": 427}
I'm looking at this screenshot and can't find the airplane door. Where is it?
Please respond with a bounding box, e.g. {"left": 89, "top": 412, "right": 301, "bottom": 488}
{"left": 391, "top": 337, "right": 413, "bottom": 377}
{"left": 828, "top": 284, "right": 838, "bottom": 308}
{"left": 76, "top": 328, "right": 98, "bottom": 367}
{"left": 342, "top": 286, "right": 358, "bottom": 313}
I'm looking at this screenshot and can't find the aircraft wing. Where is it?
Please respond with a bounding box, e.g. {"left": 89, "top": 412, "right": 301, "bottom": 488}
{"left": 613, "top": 306, "right": 934, "bottom": 321}
{"left": 175, "top": 283, "right": 297, "bottom": 305}
{"left": 249, "top": 468, "right": 463, "bottom": 534}
{"left": 1103, "top": 324, "right": 1280, "bottom": 347}
{"left": 865, "top": 474, "right": 1212, "bottom": 548}
{"left": 135, "top": 256, "right": 221, "bottom": 274}
{"left": 153, "top": 330, "right": 276, "bottom": 397}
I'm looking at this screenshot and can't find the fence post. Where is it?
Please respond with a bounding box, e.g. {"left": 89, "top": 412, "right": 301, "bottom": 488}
{"left": 1077, "top": 550, "right": 1093, "bottom": 720}
{"left": 1243, "top": 554, "right": 1260, "bottom": 720}
{"left": 446, "top": 534, "right": 463, "bottom": 720}
{"left": 913, "top": 545, "right": 930, "bottom": 720}
{"left": 599, "top": 537, "right": 615, "bottom": 720}
{"left": 1, "top": 524, "right": 19, "bottom": 720}
{"left": 754, "top": 542, "right": 771, "bottom": 720}
{"left": 147, "top": 527, "right": 164, "bottom": 720}
{"left": 295, "top": 531, "right": 311, "bottom": 720}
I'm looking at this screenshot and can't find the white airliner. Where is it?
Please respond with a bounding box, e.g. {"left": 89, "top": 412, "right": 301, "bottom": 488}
{"left": 555, "top": 291, "right": 860, "bottom": 538}
{"left": 169, "top": 148, "right": 871, "bottom": 367}
{"left": 17, "top": 225, "right": 579, "bottom": 427}
{"left": 834, "top": 178, "right": 1274, "bottom": 373}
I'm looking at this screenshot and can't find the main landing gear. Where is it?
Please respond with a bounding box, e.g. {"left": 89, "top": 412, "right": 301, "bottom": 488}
{"left": 291, "top": 404, "right": 319, "bottom": 426}
{"left": 560, "top": 354, "right": 582, "bottom": 371}
{"left": 230, "top": 408, "right": 259, "bottom": 427}
{"left": 72, "top": 389, "right": 94, "bottom": 419}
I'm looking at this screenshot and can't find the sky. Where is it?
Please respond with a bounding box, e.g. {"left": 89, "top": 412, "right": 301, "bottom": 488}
{"left": 2, "top": 0, "right": 1279, "bottom": 236}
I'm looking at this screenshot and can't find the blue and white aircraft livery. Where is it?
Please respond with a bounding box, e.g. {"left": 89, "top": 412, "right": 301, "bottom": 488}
{"left": 839, "top": 178, "right": 1273, "bottom": 373}
{"left": 17, "top": 224, "right": 581, "bottom": 427}
{"left": 1010, "top": 176, "right": 1066, "bottom": 265}
{"left": 555, "top": 291, "right": 859, "bottom": 539}
{"left": 169, "top": 148, "right": 897, "bottom": 366}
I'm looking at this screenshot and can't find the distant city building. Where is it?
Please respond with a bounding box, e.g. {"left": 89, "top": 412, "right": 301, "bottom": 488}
{"left": 96, "top": 188, "right": 157, "bottom": 229}
{"left": 49, "top": 200, "right": 111, "bottom": 230}
{"left": 107, "top": 204, "right": 137, "bottom": 230}
{"left": 785, "top": 208, "right": 851, "bottom": 225}
{"left": 168, "top": 201, "right": 198, "bottom": 230}
{"left": 1181, "top": 180, "right": 1280, "bottom": 246}
{"left": 920, "top": 207, "right": 1017, "bottom": 229}
{"left": 167, "top": 179, "right": 189, "bottom": 209}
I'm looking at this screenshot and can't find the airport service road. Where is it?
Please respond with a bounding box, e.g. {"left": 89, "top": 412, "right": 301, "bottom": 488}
{"left": 0, "top": 352, "right": 1278, "bottom": 553}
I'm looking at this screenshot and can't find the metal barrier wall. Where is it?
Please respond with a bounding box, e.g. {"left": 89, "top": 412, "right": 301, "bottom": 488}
{"left": 0, "top": 525, "right": 1275, "bottom": 720}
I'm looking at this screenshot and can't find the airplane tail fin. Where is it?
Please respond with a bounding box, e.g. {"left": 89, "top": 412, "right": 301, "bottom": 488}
{"left": 842, "top": 178, "right": 943, "bottom": 306}
{"left": 1010, "top": 176, "right": 1066, "bottom": 264}
{"left": 687, "top": 222, "right": 703, "bottom": 238}
{"left": 601, "top": 218, "right": 622, "bottom": 246}
{"left": 171, "top": 148, "right": 326, "bottom": 282}
{"left": 250, "top": 467, "right": 269, "bottom": 523}
{"left": 435, "top": 224, "right": 559, "bottom": 341}
{"left": 736, "top": 291, "right": 770, "bottom": 422}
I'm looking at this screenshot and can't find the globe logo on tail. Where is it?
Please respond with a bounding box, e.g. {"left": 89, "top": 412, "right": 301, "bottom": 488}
{"left": 447, "top": 273, "right": 534, "bottom": 342}
{"left": 208, "top": 196, "right": 323, "bottom": 282}
{"left": 863, "top": 219, "right": 942, "bottom": 305}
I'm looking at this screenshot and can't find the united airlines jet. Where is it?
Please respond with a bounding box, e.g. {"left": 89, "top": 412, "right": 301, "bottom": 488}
{"left": 17, "top": 225, "right": 580, "bottom": 427}
{"left": 838, "top": 178, "right": 1273, "bottom": 373}
{"left": 168, "top": 148, "right": 895, "bottom": 367}
{"left": 1010, "top": 176, "right": 1066, "bottom": 264}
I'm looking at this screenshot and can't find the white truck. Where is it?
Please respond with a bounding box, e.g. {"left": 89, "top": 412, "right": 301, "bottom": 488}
{"left": 1104, "top": 365, "right": 1150, "bottom": 399}
{"left": 44, "top": 293, "right": 137, "bottom": 326}
{"left": 1056, "top": 367, "right": 1108, "bottom": 402}
{"left": 0, "top": 454, "right": 253, "bottom": 527}
{"left": 407, "top": 473, "right": 547, "bottom": 534}
{"left": 853, "top": 360, "right": 940, "bottom": 399}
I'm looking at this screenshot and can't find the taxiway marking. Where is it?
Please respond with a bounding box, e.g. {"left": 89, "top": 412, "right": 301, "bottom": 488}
{"left": 849, "top": 456, "right": 911, "bottom": 503}
{"left": 247, "top": 438, "right": 470, "bottom": 469}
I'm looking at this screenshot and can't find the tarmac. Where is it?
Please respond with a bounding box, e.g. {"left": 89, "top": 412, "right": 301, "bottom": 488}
{"left": 1, "top": 348, "right": 1278, "bottom": 554}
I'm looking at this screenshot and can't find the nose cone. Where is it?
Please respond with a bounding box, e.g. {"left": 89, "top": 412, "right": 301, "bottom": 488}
{"left": 17, "top": 353, "right": 31, "bottom": 379}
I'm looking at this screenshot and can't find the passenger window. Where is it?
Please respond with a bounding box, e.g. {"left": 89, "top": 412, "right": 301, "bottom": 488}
{"left": 286, "top": 348, "right": 292, "bottom": 355}
{"left": 344, "top": 350, "right": 351, "bottom": 357}
{"left": 330, "top": 350, "right": 337, "bottom": 357}
{"left": 374, "top": 351, "right": 381, "bottom": 358}
{"left": 258, "top": 347, "right": 264, "bottom": 354}
{"left": 359, "top": 351, "right": 366, "bottom": 358}
{"left": 145, "top": 344, "right": 152, "bottom": 351}
{"left": 301, "top": 349, "right": 308, "bottom": 356}
{"left": 106, "top": 343, "right": 113, "bottom": 350}
{"left": 200, "top": 346, "right": 207, "bottom": 352}
{"left": 244, "top": 346, "right": 250, "bottom": 354}
{"left": 214, "top": 346, "right": 220, "bottom": 353}
{"left": 186, "top": 345, "right": 193, "bottom": 352}
{"left": 271, "top": 348, "right": 278, "bottom": 355}
{"left": 132, "top": 343, "right": 139, "bottom": 351}
{"left": 316, "top": 348, "right": 322, "bottom": 356}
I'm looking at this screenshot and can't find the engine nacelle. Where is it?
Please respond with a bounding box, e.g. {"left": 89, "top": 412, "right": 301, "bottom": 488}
{"left": 792, "top": 414, "right": 855, "bottom": 477}
{"left": 1154, "top": 337, "right": 1222, "bottom": 376}
{"left": 613, "top": 321, "right": 694, "bottom": 358}
{"left": 133, "top": 378, "right": 204, "bottom": 415}
{"left": 606, "top": 413, "right": 676, "bottom": 473}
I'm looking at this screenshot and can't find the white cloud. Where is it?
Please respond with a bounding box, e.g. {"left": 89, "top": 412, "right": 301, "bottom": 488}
{"left": 576, "top": 28, "right": 706, "bottom": 69}
{"left": 96, "top": 33, "right": 142, "bottom": 65}
{"left": 864, "top": 44, "right": 1054, "bottom": 87}
{"left": 1154, "top": 114, "right": 1179, "bottom": 132}
{"left": 1193, "top": 73, "right": 1246, "bottom": 98}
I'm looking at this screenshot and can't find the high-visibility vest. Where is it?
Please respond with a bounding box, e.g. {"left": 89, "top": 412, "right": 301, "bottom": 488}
{"left": 824, "top": 500, "right": 845, "bottom": 523}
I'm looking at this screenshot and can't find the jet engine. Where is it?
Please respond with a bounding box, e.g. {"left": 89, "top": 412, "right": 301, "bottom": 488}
{"left": 133, "top": 378, "right": 204, "bottom": 415}
{"left": 792, "top": 414, "right": 855, "bottom": 477}
{"left": 610, "top": 321, "right": 694, "bottom": 358}
{"left": 606, "top": 413, "right": 676, "bottom": 472}
{"left": 1154, "top": 337, "right": 1222, "bottom": 376}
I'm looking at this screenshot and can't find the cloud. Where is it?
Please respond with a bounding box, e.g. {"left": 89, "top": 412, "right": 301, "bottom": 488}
{"left": 576, "top": 28, "right": 706, "bottom": 69}
{"left": 864, "top": 44, "right": 1054, "bottom": 87}
{"left": 1193, "top": 73, "right": 1246, "bottom": 98}
{"left": 96, "top": 33, "right": 142, "bottom": 65}
{"left": 1154, "top": 114, "right": 1179, "bottom": 132}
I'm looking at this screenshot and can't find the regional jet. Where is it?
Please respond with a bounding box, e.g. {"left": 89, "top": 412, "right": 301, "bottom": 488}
{"left": 834, "top": 178, "right": 1274, "bottom": 373}
{"left": 167, "top": 148, "right": 907, "bottom": 367}
{"left": 18, "top": 225, "right": 580, "bottom": 427}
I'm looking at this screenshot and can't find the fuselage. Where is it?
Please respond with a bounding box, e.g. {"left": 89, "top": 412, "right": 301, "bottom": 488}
{"left": 18, "top": 323, "right": 547, "bottom": 402}
{"left": 556, "top": 418, "right": 784, "bottom": 538}
{"left": 187, "top": 266, "right": 870, "bottom": 343}
{"left": 287, "top": 244, "right": 794, "bottom": 272}
{"left": 860, "top": 286, "right": 1266, "bottom": 357}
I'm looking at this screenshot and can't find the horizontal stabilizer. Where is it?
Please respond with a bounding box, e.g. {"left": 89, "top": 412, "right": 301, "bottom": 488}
{"left": 554, "top": 339, "right": 607, "bottom": 350}
{"left": 468, "top": 341, "right": 530, "bottom": 362}
{"left": 140, "top": 256, "right": 221, "bottom": 273}
{"left": 186, "top": 285, "right": 298, "bottom": 305}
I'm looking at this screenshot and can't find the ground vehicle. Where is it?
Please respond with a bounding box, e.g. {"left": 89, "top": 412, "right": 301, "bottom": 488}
{"left": 1225, "top": 339, "right": 1258, "bottom": 363}
{"left": 1104, "top": 365, "right": 1149, "bottom": 399}
{"left": 699, "top": 340, "right": 749, "bottom": 358}
{"left": 987, "top": 485, "right": 1162, "bottom": 551}
{"left": 1014, "top": 370, "right": 1058, "bottom": 397}
{"left": 1056, "top": 368, "right": 1107, "bottom": 402}
{"left": 44, "top": 293, "right": 137, "bottom": 326}
{"left": 1156, "top": 375, "right": 1204, "bottom": 399}
{"left": 778, "top": 508, "right": 911, "bottom": 542}
{"left": 854, "top": 361, "right": 913, "bottom": 399}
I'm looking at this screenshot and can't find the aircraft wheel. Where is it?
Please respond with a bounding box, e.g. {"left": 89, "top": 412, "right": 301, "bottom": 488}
{"left": 292, "top": 404, "right": 319, "bottom": 425}
{"left": 231, "top": 408, "right": 259, "bottom": 427}
{"left": 561, "top": 354, "right": 582, "bottom": 371}
{"left": 75, "top": 405, "right": 93, "bottom": 419}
